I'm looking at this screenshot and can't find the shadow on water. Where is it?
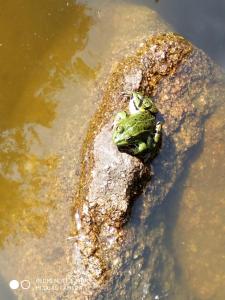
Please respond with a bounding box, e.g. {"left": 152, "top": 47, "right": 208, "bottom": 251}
{"left": 136, "top": 136, "right": 206, "bottom": 299}
{"left": 161, "top": 141, "right": 205, "bottom": 298}
{"left": 162, "top": 138, "right": 205, "bottom": 247}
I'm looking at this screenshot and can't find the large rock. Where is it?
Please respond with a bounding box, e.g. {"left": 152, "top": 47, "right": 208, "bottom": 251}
{"left": 69, "top": 31, "right": 225, "bottom": 299}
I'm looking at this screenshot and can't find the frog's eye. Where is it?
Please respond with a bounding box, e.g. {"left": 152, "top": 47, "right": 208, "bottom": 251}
{"left": 117, "top": 126, "right": 124, "bottom": 133}
{"left": 143, "top": 99, "right": 150, "bottom": 108}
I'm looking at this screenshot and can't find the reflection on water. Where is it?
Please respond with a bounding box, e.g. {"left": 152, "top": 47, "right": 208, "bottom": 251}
{"left": 0, "top": 0, "right": 93, "bottom": 245}
{"left": 0, "top": 0, "right": 93, "bottom": 129}
{"left": 172, "top": 105, "right": 225, "bottom": 300}
{"left": 0, "top": 135, "right": 57, "bottom": 246}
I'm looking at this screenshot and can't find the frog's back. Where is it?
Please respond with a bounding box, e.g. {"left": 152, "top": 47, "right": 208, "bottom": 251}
{"left": 124, "top": 112, "right": 156, "bottom": 139}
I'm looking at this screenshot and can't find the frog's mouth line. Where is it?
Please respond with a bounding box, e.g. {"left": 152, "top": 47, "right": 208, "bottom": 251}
{"left": 133, "top": 97, "right": 141, "bottom": 111}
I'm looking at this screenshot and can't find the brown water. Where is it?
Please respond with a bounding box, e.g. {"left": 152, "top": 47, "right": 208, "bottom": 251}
{"left": 0, "top": 0, "right": 224, "bottom": 299}
{"left": 0, "top": 0, "right": 94, "bottom": 243}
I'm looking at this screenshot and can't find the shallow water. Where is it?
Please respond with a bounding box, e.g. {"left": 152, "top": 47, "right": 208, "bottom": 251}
{"left": 0, "top": 0, "right": 224, "bottom": 299}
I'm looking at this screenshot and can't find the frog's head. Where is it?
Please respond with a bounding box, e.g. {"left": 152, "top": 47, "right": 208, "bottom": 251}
{"left": 112, "top": 120, "right": 129, "bottom": 147}
{"left": 129, "top": 92, "right": 158, "bottom": 114}
{"left": 112, "top": 111, "right": 136, "bottom": 146}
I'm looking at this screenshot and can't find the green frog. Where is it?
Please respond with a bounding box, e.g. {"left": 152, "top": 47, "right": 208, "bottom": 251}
{"left": 112, "top": 92, "right": 162, "bottom": 158}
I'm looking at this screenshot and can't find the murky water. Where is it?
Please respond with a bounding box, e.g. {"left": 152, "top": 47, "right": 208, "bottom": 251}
{"left": 0, "top": 0, "right": 224, "bottom": 299}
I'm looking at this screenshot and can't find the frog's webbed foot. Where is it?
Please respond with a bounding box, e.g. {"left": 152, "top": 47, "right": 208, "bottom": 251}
{"left": 153, "top": 122, "right": 162, "bottom": 144}
{"left": 132, "top": 142, "right": 148, "bottom": 155}
{"left": 138, "top": 142, "right": 148, "bottom": 153}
